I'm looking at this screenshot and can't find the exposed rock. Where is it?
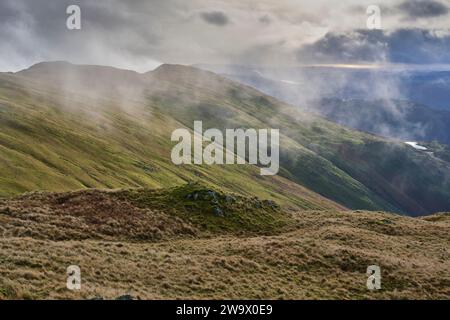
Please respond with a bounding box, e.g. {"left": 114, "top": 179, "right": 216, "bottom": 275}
{"left": 213, "top": 206, "right": 224, "bottom": 217}
{"left": 225, "top": 195, "right": 236, "bottom": 203}
{"left": 263, "top": 200, "right": 279, "bottom": 209}
{"left": 116, "top": 294, "right": 136, "bottom": 300}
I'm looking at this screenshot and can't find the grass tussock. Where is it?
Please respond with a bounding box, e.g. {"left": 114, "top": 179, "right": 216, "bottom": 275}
{"left": 0, "top": 186, "right": 449, "bottom": 300}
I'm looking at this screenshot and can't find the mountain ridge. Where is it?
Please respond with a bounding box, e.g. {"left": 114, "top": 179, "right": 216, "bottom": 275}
{"left": 2, "top": 61, "right": 450, "bottom": 215}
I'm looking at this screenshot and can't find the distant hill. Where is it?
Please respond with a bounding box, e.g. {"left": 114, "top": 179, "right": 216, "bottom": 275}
{"left": 196, "top": 64, "right": 450, "bottom": 111}
{"left": 308, "top": 98, "right": 450, "bottom": 147}
{"left": 401, "top": 71, "right": 450, "bottom": 111}
{"left": 1, "top": 62, "right": 450, "bottom": 215}
{"left": 196, "top": 64, "right": 450, "bottom": 147}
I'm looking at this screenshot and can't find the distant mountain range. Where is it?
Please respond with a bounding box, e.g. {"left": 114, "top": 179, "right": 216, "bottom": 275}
{"left": 196, "top": 64, "right": 450, "bottom": 109}
{"left": 309, "top": 99, "right": 450, "bottom": 146}
{"left": 196, "top": 64, "right": 450, "bottom": 147}
{"left": 1, "top": 62, "right": 450, "bottom": 215}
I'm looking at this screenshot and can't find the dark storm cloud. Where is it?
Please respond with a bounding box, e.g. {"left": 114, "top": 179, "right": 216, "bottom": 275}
{"left": 259, "top": 15, "right": 272, "bottom": 25}
{"left": 13, "top": 0, "right": 161, "bottom": 48}
{"left": 297, "top": 29, "right": 450, "bottom": 64}
{"left": 200, "top": 11, "right": 230, "bottom": 26}
{"left": 0, "top": 1, "right": 21, "bottom": 23}
{"left": 298, "top": 30, "right": 388, "bottom": 63}
{"left": 0, "top": 0, "right": 170, "bottom": 71}
{"left": 398, "top": 0, "right": 448, "bottom": 18}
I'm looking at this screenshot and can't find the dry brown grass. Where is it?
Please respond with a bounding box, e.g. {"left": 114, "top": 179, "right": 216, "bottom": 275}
{"left": 0, "top": 189, "right": 449, "bottom": 300}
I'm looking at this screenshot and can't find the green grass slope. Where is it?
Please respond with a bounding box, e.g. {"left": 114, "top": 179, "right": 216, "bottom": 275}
{"left": 1, "top": 61, "right": 450, "bottom": 215}
{"left": 0, "top": 65, "right": 343, "bottom": 212}
{"left": 144, "top": 64, "right": 450, "bottom": 215}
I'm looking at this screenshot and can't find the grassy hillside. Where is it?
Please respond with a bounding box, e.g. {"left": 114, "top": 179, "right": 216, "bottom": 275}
{"left": 0, "top": 187, "right": 448, "bottom": 299}
{"left": 0, "top": 66, "right": 342, "bottom": 212}
{"left": 148, "top": 65, "right": 450, "bottom": 215}
{"left": 1, "top": 62, "right": 450, "bottom": 215}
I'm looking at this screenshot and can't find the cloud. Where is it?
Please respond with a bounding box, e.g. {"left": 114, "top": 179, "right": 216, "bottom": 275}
{"left": 2, "top": 0, "right": 450, "bottom": 72}
{"left": 258, "top": 15, "right": 272, "bottom": 25}
{"left": 297, "top": 30, "right": 388, "bottom": 63}
{"left": 398, "top": 0, "right": 448, "bottom": 18}
{"left": 297, "top": 29, "right": 450, "bottom": 64}
{"left": 0, "top": 0, "right": 166, "bottom": 72}
{"left": 200, "top": 11, "right": 230, "bottom": 26}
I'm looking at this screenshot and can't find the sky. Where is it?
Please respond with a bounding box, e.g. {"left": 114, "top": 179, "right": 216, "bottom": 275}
{"left": 1, "top": 0, "right": 450, "bottom": 72}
